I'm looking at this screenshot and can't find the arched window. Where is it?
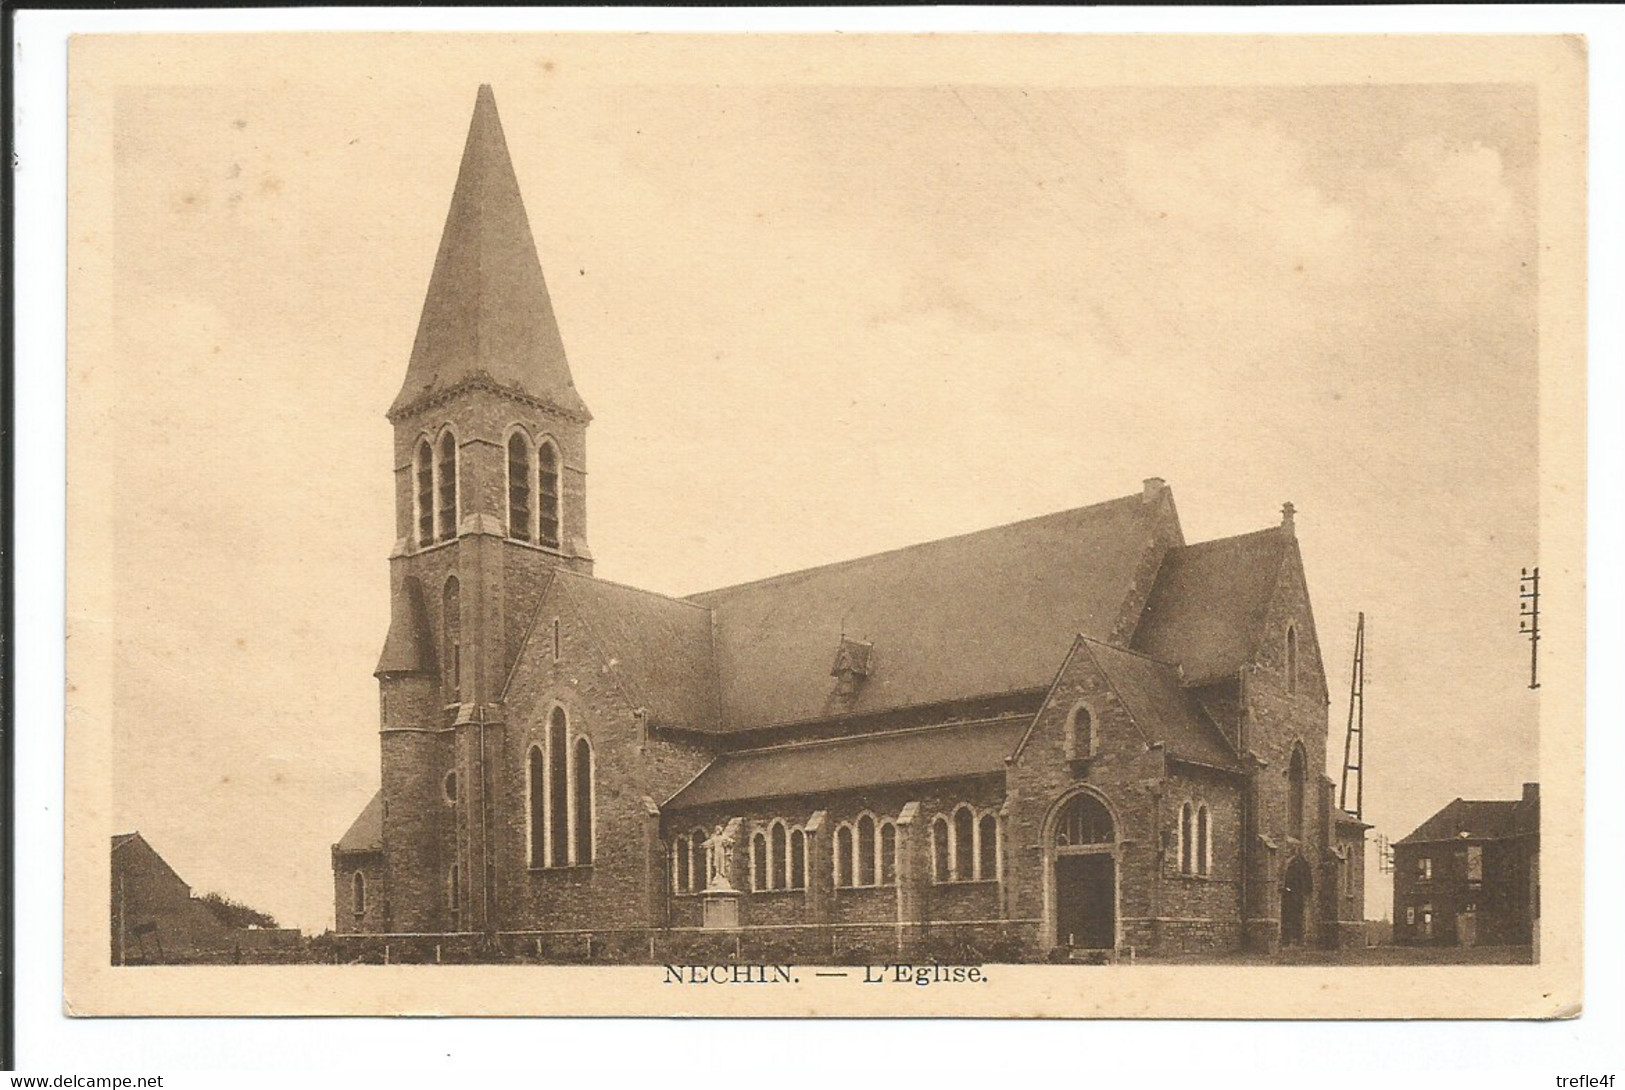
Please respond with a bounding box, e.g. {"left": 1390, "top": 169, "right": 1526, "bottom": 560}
{"left": 953, "top": 806, "right": 975, "bottom": 882}
{"left": 447, "top": 863, "right": 461, "bottom": 930}
{"left": 436, "top": 431, "right": 458, "bottom": 542}
{"left": 538, "top": 439, "right": 562, "bottom": 549}
{"left": 1197, "top": 804, "right": 1211, "bottom": 876}
{"left": 442, "top": 770, "right": 458, "bottom": 803}
{"left": 978, "top": 813, "right": 998, "bottom": 881}
{"left": 789, "top": 828, "right": 806, "bottom": 891}
{"left": 1179, "top": 802, "right": 1194, "bottom": 874}
{"left": 526, "top": 745, "right": 544, "bottom": 868}
{"left": 674, "top": 835, "right": 690, "bottom": 893}
{"left": 352, "top": 871, "right": 366, "bottom": 917}
{"left": 548, "top": 708, "right": 569, "bottom": 865}
{"left": 573, "top": 737, "right": 594, "bottom": 865}
{"left": 751, "top": 831, "right": 768, "bottom": 892}
{"left": 415, "top": 439, "right": 434, "bottom": 548}
{"left": 1067, "top": 704, "right": 1094, "bottom": 761}
{"left": 856, "top": 815, "right": 877, "bottom": 886}
{"left": 770, "top": 822, "right": 788, "bottom": 891}
{"left": 834, "top": 825, "right": 854, "bottom": 888}
{"left": 932, "top": 817, "right": 951, "bottom": 882}
{"left": 507, "top": 432, "right": 532, "bottom": 542}
{"left": 442, "top": 577, "right": 461, "bottom": 700}
{"left": 691, "top": 828, "right": 709, "bottom": 891}
{"left": 1288, "top": 744, "right": 1306, "bottom": 840}
{"left": 1055, "top": 793, "right": 1115, "bottom": 847}
{"left": 1286, "top": 625, "right": 1299, "bottom": 694}
{"left": 879, "top": 821, "right": 897, "bottom": 886}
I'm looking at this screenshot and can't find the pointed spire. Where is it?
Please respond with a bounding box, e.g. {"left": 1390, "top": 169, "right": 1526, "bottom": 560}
{"left": 391, "top": 85, "right": 589, "bottom": 421}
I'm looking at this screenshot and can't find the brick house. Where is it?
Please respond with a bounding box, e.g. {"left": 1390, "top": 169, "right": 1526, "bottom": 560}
{"left": 1392, "top": 784, "right": 1539, "bottom": 948}
{"left": 330, "top": 85, "right": 1367, "bottom": 959}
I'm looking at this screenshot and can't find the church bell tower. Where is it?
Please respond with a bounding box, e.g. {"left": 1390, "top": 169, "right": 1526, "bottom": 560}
{"left": 373, "top": 85, "right": 591, "bottom": 934}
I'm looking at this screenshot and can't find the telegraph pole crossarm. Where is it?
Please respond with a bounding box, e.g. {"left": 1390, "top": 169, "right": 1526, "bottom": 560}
{"left": 1519, "top": 567, "right": 1540, "bottom": 690}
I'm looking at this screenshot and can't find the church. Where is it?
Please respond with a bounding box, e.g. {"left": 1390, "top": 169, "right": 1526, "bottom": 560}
{"left": 330, "top": 86, "right": 1367, "bottom": 960}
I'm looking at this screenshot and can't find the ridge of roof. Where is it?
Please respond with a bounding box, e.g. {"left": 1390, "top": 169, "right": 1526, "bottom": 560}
{"left": 686, "top": 493, "right": 1145, "bottom": 603}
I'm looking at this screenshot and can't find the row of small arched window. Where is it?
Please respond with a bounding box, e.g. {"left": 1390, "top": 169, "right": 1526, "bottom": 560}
{"left": 411, "top": 428, "right": 563, "bottom": 551}
{"left": 668, "top": 805, "right": 1005, "bottom": 896}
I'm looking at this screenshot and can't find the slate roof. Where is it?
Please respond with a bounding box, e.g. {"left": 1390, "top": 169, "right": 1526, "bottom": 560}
{"left": 548, "top": 570, "right": 719, "bottom": 731}
{"left": 1080, "top": 639, "right": 1242, "bottom": 772}
{"left": 335, "top": 792, "right": 384, "bottom": 854}
{"left": 1131, "top": 527, "right": 1288, "bottom": 684}
{"left": 687, "top": 494, "right": 1161, "bottom": 731}
{"left": 1397, "top": 797, "right": 1535, "bottom": 845}
{"left": 392, "top": 85, "right": 588, "bottom": 421}
{"left": 665, "top": 717, "right": 1029, "bottom": 811}
{"left": 375, "top": 576, "right": 436, "bottom": 676}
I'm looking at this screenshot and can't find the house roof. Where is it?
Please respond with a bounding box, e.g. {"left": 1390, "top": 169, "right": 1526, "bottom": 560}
{"left": 687, "top": 493, "right": 1163, "bottom": 731}
{"left": 1131, "top": 527, "right": 1288, "bottom": 684}
{"left": 375, "top": 576, "right": 437, "bottom": 676}
{"left": 1081, "top": 639, "right": 1243, "bottom": 772}
{"left": 546, "top": 570, "right": 719, "bottom": 730}
{"left": 665, "top": 716, "right": 1029, "bottom": 811}
{"left": 335, "top": 792, "right": 384, "bottom": 853}
{"left": 1396, "top": 797, "right": 1535, "bottom": 845}
{"left": 391, "top": 85, "right": 588, "bottom": 421}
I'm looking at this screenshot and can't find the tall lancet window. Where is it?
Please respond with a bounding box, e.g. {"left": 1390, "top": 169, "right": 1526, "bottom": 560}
{"left": 1288, "top": 744, "right": 1306, "bottom": 840}
{"left": 548, "top": 708, "right": 569, "bottom": 866}
{"left": 415, "top": 439, "right": 435, "bottom": 548}
{"left": 507, "top": 433, "right": 532, "bottom": 543}
{"left": 526, "top": 745, "right": 545, "bottom": 868}
{"left": 436, "top": 431, "right": 458, "bottom": 542}
{"left": 573, "top": 736, "right": 594, "bottom": 865}
{"left": 538, "top": 440, "right": 561, "bottom": 549}
{"left": 442, "top": 576, "right": 461, "bottom": 701}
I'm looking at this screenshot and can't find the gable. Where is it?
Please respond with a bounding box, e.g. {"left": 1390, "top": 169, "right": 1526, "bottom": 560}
{"left": 689, "top": 492, "right": 1172, "bottom": 732}
{"left": 1083, "top": 640, "right": 1242, "bottom": 772}
{"left": 507, "top": 569, "right": 719, "bottom": 730}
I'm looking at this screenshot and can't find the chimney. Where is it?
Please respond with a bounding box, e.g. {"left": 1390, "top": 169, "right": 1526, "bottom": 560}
{"left": 1522, "top": 782, "right": 1540, "bottom": 804}
{"left": 1280, "top": 501, "right": 1296, "bottom": 536}
{"left": 1142, "top": 477, "right": 1166, "bottom": 505}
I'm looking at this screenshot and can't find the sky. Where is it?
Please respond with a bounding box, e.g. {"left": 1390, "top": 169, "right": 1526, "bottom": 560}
{"left": 104, "top": 59, "right": 1540, "bottom": 933}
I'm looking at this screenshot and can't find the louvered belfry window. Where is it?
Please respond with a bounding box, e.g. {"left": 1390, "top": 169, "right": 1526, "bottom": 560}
{"left": 436, "top": 432, "right": 458, "bottom": 542}
{"left": 538, "top": 441, "right": 561, "bottom": 549}
{"left": 507, "top": 433, "right": 532, "bottom": 542}
{"left": 416, "top": 440, "right": 435, "bottom": 547}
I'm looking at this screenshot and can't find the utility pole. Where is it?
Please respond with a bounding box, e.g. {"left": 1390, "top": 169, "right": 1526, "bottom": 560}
{"left": 1519, "top": 567, "right": 1540, "bottom": 690}
{"left": 1338, "top": 612, "right": 1366, "bottom": 819}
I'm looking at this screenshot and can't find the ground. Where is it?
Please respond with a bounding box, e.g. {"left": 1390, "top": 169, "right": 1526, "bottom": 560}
{"left": 1136, "top": 945, "right": 1535, "bottom": 966}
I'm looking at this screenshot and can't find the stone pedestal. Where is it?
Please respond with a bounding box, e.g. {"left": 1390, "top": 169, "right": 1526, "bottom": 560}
{"left": 702, "top": 888, "right": 742, "bottom": 930}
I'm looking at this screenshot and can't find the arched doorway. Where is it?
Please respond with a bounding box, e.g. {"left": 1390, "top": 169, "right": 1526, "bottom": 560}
{"left": 1050, "top": 792, "right": 1117, "bottom": 950}
{"left": 1281, "top": 856, "right": 1312, "bottom": 945}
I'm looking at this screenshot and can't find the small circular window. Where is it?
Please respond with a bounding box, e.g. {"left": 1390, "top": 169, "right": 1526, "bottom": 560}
{"left": 443, "top": 770, "right": 458, "bottom": 802}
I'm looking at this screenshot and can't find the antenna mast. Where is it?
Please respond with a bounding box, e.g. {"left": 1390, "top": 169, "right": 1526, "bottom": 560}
{"left": 1338, "top": 612, "right": 1366, "bottom": 819}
